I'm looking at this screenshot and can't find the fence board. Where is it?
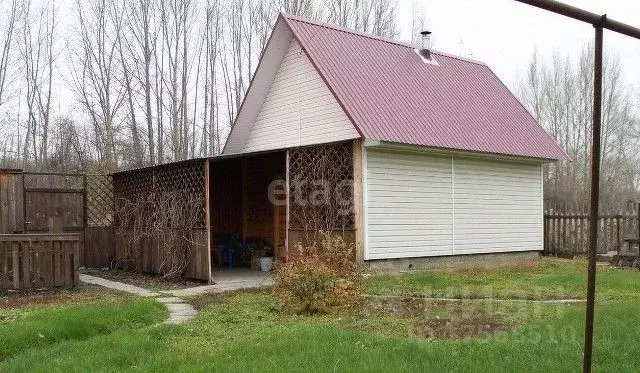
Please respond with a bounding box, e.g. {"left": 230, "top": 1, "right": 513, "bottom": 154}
{"left": 544, "top": 203, "right": 640, "bottom": 256}
{"left": 0, "top": 233, "right": 81, "bottom": 290}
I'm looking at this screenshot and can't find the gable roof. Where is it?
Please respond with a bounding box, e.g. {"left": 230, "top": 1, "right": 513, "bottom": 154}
{"left": 225, "top": 13, "right": 566, "bottom": 161}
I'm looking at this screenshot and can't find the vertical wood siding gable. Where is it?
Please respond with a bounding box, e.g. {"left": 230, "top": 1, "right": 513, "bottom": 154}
{"left": 242, "top": 40, "right": 359, "bottom": 152}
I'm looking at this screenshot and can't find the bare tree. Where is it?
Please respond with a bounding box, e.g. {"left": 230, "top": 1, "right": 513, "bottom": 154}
{"left": 113, "top": 0, "right": 143, "bottom": 167}
{"left": 21, "top": 0, "right": 56, "bottom": 168}
{"left": 158, "top": 0, "right": 199, "bottom": 161}
{"left": 221, "top": 0, "right": 248, "bottom": 125}
{"left": 324, "top": 0, "right": 398, "bottom": 37}
{"left": 0, "top": 0, "right": 21, "bottom": 109}
{"left": 69, "top": 0, "right": 125, "bottom": 169}
{"left": 128, "top": 0, "right": 158, "bottom": 165}
{"left": 201, "top": 0, "right": 222, "bottom": 155}
{"left": 0, "top": 0, "right": 405, "bottom": 172}
{"left": 519, "top": 45, "right": 639, "bottom": 205}
{"left": 277, "top": 0, "right": 316, "bottom": 17}
{"left": 410, "top": 0, "right": 427, "bottom": 45}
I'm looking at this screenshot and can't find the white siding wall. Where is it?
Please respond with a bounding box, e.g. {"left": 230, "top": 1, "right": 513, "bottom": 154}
{"left": 365, "top": 148, "right": 543, "bottom": 260}
{"left": 242, "top": 39, "right": 359, "bottom": 153}
{"left": 366, "top": 149, "right": 453, "bottom": 259}
{"left": 453, "top": 158, "right": 542, "bottom": 254}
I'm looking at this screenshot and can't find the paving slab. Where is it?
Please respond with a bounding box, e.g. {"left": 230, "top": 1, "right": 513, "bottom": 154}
{"left": 164, "top": 302, "right": 198, "bottom": 324}
{"left": 156, "top": 297, "right": 186, "bottom": 304}
{"left": 80, "top": 274, "right": 198, "bottom": 325}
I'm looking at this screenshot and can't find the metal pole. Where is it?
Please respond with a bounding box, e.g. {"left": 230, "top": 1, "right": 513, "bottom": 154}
{"left": 583, "top": 22, "right": 603, "bottom": 373}
{"left": 512, "top": 2, "right": 640, "bottom": 372}
{"left": 514, "top": 0, "right": 640, "bottom": 39}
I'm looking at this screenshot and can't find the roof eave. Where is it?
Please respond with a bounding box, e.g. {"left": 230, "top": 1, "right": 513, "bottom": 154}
{"left": 366, "top": 140, "right": 566, "bottom": 163}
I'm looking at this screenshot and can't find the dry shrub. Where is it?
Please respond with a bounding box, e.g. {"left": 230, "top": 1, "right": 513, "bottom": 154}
{"left": 275, "top": 232, "right": 362, "bottom": 315}
{"left": 114, "top": 191, "right": 202, "bottom": 280}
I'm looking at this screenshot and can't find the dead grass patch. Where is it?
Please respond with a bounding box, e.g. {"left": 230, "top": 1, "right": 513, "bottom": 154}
{"left": 0, "top": 285, "right": 106, "bottom": 310}
{"left": 360, "top": 296, "right": 531, "bottom": 340}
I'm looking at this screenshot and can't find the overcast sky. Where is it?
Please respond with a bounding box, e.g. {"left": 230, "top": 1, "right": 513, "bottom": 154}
{"left": 398, "top": 0, "right": 640, "bottom": 90}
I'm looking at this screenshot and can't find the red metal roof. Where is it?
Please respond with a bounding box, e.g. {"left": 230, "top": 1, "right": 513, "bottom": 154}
{"left": 281, "top": 14, "right": 567, "bottom": 161}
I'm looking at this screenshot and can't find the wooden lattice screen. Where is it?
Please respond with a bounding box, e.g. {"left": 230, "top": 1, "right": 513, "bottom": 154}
{"left": 86, "top": 175, "right": 114, "bottom": 227}
{"left": 113, "top": 161, "right": 206, "bottom": 227}
{"left": 288, "top": 142, "right": 354, "bottom": 232}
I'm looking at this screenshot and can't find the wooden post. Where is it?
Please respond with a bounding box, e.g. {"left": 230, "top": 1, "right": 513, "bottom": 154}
{"left": 22, "top": 240, "right": 30, "bottom": 288}
{"left": 274, "top": 203, "right": 280, "bottom": 258}
{"left": 285, "top": 150, "right": 290, "bottom": 252}
{"left": 352, "top": 139, "right": 365, "bottom": 264}
{"left": 73, "top": 240, "right": 80, "bottom": 285}
{"left": 12, "top": 243, "right": 20, "bottom": 289}
{"left": 241, "top": 158, "right": 248, "bottom": 241}
{"left": 636, "top": 202, "right": 640, "bottom": 239}
{"left": 204, "top": 160, "right": 212, "bottom": 284}
{"left": 82, "top": 174, "right": 88, "bottom": 267}
{"left": 543, "top": 213, "right": 548, "bottom": 254}
{"left": 616, "top": 214, "right": 621, "bottom": 254}
{"left": 22, "top": 173, "right": 27, "bottom": 233}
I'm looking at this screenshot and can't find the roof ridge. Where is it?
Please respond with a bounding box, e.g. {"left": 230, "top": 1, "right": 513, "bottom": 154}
{"left": 281, "top": 12, "right": 487, "bottom": 67}
{"left": 282, "top": 12, "right": 415, "bottom": 48}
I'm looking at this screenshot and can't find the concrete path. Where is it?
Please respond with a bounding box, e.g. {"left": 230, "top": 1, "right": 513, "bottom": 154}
{"left": 79, "top": 274, "right": 197, "bottom": 324}
{"left": 81, "top": 269, "right": 274, "bottom": 324}
{"left": 163, "top": 280, "right": 273, "bottom": 297}
{"left": 162, "top": 269, "right": 274, "bottom": 297}
{"left": 157, "top": 297, "right": 198, "bottom": 324}
{"left": 80, "top": 274, "right": 160, "bottom": 297}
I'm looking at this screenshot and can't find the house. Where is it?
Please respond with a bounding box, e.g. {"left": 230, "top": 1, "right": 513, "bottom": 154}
{"left": 110, "top": 13, "right": 566, "bottom": 280}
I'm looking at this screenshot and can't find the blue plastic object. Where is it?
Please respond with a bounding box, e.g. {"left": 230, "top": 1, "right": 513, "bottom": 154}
{"left": 220, "top": 233, "right": 236, "bottom": 268}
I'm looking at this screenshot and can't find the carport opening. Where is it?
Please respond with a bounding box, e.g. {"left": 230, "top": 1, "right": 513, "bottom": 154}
{"left": 208, "top": 150, "right": 286, "bottom": 274}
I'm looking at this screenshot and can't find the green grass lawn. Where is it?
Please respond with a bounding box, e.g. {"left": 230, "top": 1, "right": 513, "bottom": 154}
{"left": 1, "top": 259, "right": 639, "bottom": 372}
{"left": 364, "top": 258, "right": 640, "bottom": 301}
{"left": 0, "top": 290, "right": 166, "bottom": 363}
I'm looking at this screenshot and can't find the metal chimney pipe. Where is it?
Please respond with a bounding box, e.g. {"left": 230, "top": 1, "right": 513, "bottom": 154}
{"left": 420, "top": 31, "right": 432, "bottom": 59}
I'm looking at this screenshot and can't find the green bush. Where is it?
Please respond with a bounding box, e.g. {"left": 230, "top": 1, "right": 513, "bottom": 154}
{"left": 274, "top": 232, "right": 362, "bottom": 315}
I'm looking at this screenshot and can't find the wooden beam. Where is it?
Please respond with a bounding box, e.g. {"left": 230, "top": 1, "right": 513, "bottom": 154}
{"left": 204, "top": 160, "right": 213, "bottom": 283}
{"left": 24, "top": 188, "right": 84, "bottom": 194}
{"left": 0, "top": 233, "right": 82, "bottom": 241}
{"left": 274, "top": 200, "right": 280, "bottom": 257}
{"left": 285, "top": 150, "right": 290, "bottom": 252}
{"left": 241, "top": 158, "right": 248, "bottom": 241}
{"left": 82, "top": 174, "right": 88, "bottom": 267}
{"left": 352, "top": 139, "right": 365, "bottom": 264}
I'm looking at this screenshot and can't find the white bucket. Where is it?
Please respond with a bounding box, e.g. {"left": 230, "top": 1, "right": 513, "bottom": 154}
{"left": 259, "top": 257, "right": 273, "bottom": 272}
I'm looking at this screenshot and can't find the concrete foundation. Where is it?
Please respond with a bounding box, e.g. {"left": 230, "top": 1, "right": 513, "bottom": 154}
{"left": 365, "top": 251, "right": 541, "bottom": 273}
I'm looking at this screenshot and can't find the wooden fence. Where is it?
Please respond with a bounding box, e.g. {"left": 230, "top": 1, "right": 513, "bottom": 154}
{"left": 544, "top": 203, "right": 640, "bottom": 256}
{"left": 0, "top": 233, "right": 81, "bottom": 290}
{"left": 0, "top": 170, "right": 115, "bottom": 268}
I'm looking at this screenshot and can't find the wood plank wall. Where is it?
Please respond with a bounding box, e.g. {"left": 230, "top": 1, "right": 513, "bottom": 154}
{"left": 0, "top": 171, "right": 24, "bottom": 234}
{"left": 209, "top": 158, "right": 244, "bottom": 244}
{"left": 245, "top": 153, "right": 286, "bottom": 244}
{"left": 84, "top": 227, "right": 115, "bottom": 268}
{"left": 114, "top": 228, "right": 209, "bottom": 281}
